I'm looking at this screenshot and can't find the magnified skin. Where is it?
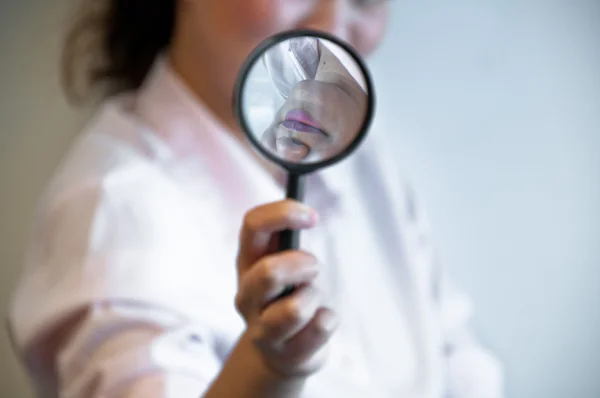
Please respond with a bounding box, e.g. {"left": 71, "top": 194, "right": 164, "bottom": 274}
{"left": 261, "top": 40, "right": 368, "bottom": 163}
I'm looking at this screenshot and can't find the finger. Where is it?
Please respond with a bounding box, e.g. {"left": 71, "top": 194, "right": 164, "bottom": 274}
{"left": 237, "top": 201, "right": 318, "bottom": 269}
{"left": 281, "top": 308, "right": 338, "bottom": 361}
{"left": 254, "top": 284, "right": 321, "bottom": 346}
{"left": 235, "top": 251, "right": 319, "bottom": 318}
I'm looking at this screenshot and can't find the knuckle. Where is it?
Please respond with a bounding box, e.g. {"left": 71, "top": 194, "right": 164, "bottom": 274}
{"left": 259, "top": 258, "right": 281, "bottom": 292}
{"left": 233, "top": 292, "right": 245, "bottom": 314}
{"left": 249, "top": 326, "right": 270, "bottom": 351}
{"left": 249, "top": 325, "right": 265, "bottom": 344}
{"left": 242, "top": 211, "right": 260, "bottom": 233}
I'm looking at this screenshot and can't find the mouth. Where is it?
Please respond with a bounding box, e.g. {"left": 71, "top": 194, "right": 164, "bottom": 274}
{"left": 282, "top": 109, "right": 329, "bottom": 137}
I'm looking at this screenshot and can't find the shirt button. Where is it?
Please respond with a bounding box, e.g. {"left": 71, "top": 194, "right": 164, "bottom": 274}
{"left": 189, "top": 333, "right": 202, "bottom": 343}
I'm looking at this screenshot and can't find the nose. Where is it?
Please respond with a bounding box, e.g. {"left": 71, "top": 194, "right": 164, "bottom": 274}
{"left": 303, "top": 0, "right": 352, "bottom": 43}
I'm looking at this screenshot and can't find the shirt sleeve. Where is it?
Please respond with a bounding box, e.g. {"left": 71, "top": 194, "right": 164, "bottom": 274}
{"left": 9, "top": 171, "right": 241, "bottom": 397}
{"left": 57, "top": 301, "right": 223, "bottom": 398}
{"left": 402, "top": 183, "right": 505, "bottom": 398}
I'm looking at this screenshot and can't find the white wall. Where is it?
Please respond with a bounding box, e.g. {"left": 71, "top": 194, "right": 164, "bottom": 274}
{"left": 0, "top": 1, "right": 598, "bottom": 397}
{"left": 0, "top": 1, "right": 91, "bottom": 396}
{"left": 370, "top": 1, "right": 600, "bottom": 397}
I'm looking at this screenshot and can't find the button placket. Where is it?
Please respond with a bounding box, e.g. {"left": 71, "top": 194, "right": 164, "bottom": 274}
{"left": 326, "top": 204, "right": 377, "bottom": 391}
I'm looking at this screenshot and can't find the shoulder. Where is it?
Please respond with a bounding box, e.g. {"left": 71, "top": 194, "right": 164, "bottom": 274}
{"left": 41, "top": 97, "right": 223, "bottom": 232}
{"left": 35, "top": 97, "right": 234, "bottom": 263}
{"left": 36, "top": 102, "right": 181, "bottom": 243}
{"left": 47, "top": 98, "right": 169, "bottom": 193}
{"left": 10, "top": 99, "right": 238, "bottom": 347}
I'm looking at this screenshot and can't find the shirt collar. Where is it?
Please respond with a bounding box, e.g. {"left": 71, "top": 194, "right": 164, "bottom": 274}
{"left": 132, "top": 56, "right": 344, "bottom": 215}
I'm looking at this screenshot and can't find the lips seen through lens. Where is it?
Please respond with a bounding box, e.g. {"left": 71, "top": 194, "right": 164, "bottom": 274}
{"left": 234, "top": 30, "right": 375, "bottom": 291}
{"left": 236, "top": 30, "right": 374, "bottom": 170}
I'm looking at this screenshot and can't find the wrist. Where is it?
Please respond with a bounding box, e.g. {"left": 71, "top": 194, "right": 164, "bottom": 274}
{"left": 238, "top": 331, "right": 307, "bottom": 394}
{"left": 208, "top": 331, "right": 306, "bottom": 398}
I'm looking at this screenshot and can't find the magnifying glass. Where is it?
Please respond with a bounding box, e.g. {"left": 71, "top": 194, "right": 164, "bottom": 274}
{"left": 234, "top": 29, "right": 375, "bottom": 297}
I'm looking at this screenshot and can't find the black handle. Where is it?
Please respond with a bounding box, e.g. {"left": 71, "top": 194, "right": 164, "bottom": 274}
{"left": 275, "top": 173, "right": 305, "bottom": 299}
{"left": 277, "top": 228, "right": 300, "bottom": 252}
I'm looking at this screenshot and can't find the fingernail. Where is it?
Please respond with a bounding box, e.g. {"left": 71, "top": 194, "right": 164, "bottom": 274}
{"left": 305, "top": 262, "right": 320, "bottom": 276}
{"left": 299, "top": 208, "right": 318, "bottom": 224}
{"left": 320, "top": 310, "right": 338, "bottom": 332}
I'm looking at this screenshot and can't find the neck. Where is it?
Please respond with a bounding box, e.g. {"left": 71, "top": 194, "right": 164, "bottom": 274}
{"left": 168, "top": 34, "right": 244, "bottom": 141}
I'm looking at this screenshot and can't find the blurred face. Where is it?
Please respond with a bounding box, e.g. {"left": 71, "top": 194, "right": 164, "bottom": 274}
{"left": 185, "top": 0, "right": 389, "bottom": 54}
{"left": 173, "top": 0, "right": 388, "bottom": 127}
{"left": 260, "top": 39, "right": 368, "bottom": 163}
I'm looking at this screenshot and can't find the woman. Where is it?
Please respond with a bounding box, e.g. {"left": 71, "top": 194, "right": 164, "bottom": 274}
{"left": 8, "top": 1, "right": 503, "bottom": 397}
{"left": 259, "top": 37, "right": 368, "bottom": 163}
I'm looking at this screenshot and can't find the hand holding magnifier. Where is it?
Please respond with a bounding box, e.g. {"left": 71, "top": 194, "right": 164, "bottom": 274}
{"left": 234, "top": 30, "right": 375, "bottom": 298}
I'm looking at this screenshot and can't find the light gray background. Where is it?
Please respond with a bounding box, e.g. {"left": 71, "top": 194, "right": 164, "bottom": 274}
{"left": 1, "top": 1, "right": 599, "bottom": 397}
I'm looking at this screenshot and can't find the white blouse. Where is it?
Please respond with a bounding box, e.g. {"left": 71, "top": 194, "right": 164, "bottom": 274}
{"left": 8, "top": 60, "right": 503, "bottom": 398}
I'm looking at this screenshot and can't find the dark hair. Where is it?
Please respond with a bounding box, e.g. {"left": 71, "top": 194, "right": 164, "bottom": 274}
{"left": 61, "top": 0, "right": 176, "bottom": 104}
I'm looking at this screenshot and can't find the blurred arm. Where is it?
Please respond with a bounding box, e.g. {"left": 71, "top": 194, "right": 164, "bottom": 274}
{"left": 52, "top": 301, "right": 223, "bottom": 398}
{"left": 26, "top": 301, "right": 297, "bottom": 398}
{"left": 9, "top": 176, "right": 306, "bottom": 398}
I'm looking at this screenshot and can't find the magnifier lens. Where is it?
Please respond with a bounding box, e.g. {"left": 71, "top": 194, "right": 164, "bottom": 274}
{"left": 235, "top": 30, "right": 374, "bottom": 298}
{"left": 240, "top": 32, "right": 373, "bottom": 169}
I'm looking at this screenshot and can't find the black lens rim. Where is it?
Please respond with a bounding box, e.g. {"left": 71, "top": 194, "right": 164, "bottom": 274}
{"left": 233, "top": 29, "right": 376, "bottom": 175}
